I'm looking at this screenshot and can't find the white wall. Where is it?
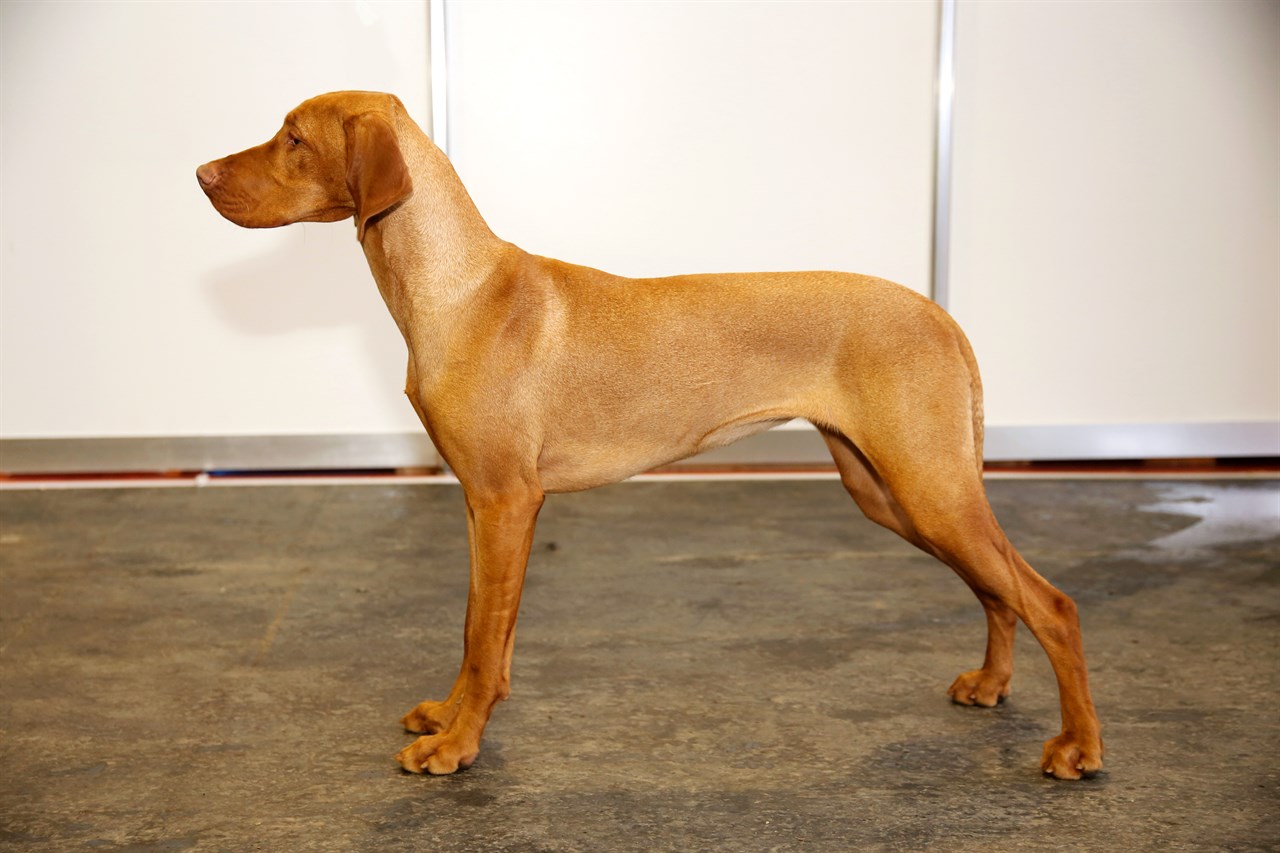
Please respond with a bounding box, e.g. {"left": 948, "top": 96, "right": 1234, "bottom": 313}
{"left": 446, "top": 0, "right": 939, "bottom": 289}
{"left": 949, "top": 0, "right": 1280, "bottom": 428}
{"left": 1, "top": 0, "right": 431, "bottom": 441}
{"left": 3, "top": 0, "right": 1276, "bottom": 468}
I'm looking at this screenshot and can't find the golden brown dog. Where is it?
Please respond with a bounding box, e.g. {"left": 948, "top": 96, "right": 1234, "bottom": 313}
{"left": 197, "top": 91, "right": 1102, "bottom": 779}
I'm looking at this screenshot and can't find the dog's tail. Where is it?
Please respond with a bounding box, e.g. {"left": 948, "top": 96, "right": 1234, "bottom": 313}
{"left": 955, "top": 327, "right": 985, "bottom": 480}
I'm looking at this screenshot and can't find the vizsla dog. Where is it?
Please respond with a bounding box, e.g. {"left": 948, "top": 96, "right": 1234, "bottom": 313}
{"left": 197, "top": 91, "right": 1102, "bottom": 779}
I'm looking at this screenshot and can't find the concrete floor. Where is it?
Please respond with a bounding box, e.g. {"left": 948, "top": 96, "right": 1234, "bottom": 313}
{"left": 1, "top": 478, "right": 1277, "bottom": 851}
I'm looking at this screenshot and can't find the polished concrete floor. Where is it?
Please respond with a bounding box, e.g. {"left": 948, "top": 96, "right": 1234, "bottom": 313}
{"left": 1, "top": 478, "right": 1277, "bottom": 851}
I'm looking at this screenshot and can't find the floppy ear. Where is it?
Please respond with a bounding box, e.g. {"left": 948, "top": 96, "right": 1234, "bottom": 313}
{"left": 344, "top": 113, "right": 413, "bottom": 241}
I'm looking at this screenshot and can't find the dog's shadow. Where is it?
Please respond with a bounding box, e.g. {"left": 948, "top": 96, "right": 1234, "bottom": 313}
{"left": 201, "top": 221, "right": 413, "bottom": 422}
{"left": 202, "top": 222, "right": 386, "bottom": 335}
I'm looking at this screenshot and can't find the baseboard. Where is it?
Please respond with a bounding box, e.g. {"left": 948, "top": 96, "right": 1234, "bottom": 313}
{"left": 1, "top": 421, "right": 1276, "bottom": 475}
{"left": 683, "top": 420, "right": 1280, "bottom": 465}
{"left": 0, "top": 433, "right": 439, "bottom": 475}
{"left": 982, "top": 421, "right": 1280, "bottom": 462}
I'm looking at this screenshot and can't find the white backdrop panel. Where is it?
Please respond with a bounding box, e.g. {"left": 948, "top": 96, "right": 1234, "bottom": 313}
{"left": 1, "top": 0, "right": 431, "bottom": 440}
{"left": 446, "top": 0, "right": 939, "bottom": 289}
{"left": 949, "top": 0, "right": 1280, "bottom": 427}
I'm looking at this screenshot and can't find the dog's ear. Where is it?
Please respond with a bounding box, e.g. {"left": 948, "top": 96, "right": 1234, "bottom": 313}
{"left": 344, "top": 113, "right": 413, "bottom": 241}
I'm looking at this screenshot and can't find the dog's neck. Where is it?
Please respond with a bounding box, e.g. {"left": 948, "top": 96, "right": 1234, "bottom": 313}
{"left": 358, "top": 114, "right": 511, "bottom": 346}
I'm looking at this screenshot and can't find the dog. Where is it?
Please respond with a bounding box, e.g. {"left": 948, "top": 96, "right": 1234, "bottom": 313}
{"left": 197, "top": 91, "right": 1102, "bottom": 779}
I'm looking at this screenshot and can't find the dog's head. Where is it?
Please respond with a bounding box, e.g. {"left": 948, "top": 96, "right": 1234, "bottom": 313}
{"left": 196, "top": 91, "right": 413, "bottom": 241}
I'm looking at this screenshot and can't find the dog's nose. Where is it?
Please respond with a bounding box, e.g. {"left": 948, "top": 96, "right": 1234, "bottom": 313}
{"left": 196, "top": 161, "right": 222, "bottom": 188}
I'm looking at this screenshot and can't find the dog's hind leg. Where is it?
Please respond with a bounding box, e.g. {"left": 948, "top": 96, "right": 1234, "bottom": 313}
{"left": 820, "top": 427, "right": 1017, "bottom": 708}
{"left": 818, "top": 329, "right": 1101, "bottom": 778}
{"left": 908, "top": 495, "right": 1101, "bottom": 779}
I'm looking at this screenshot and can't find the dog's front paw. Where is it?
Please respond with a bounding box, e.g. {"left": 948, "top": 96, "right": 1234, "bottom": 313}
{"left": 401, "top": 698, "right": 461, "bottom": 734}
{"left": 947, "top": 668, "right": 1011, "bottom": 707}
{"left": 396, "top": 733, "right": 479, "bottom": 775}
{"left": 1040, "top": 732, "right": 1103, "bottom": 780}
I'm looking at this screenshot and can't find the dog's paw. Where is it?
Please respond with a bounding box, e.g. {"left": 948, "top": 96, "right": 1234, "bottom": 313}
{"left": 396, "top": 733, "right": 478, "bottom": 775}
{"left": 1040, "top": 732, "right": 1103, "bottom": 780}
{"left": 947, "top": 668, "right": 1011, "bottom": 707}
{"left": 401, "top": 698, "right": 461, "bottom": 734}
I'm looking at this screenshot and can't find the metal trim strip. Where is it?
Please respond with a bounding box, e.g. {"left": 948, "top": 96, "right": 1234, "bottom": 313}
{"left": 429, "top": 0, "right": 450, "bottom": 154}
{"left": 931, "top": 0, "right": 956, "bottom": 309}
{"left": 2, "top": 422, "right": 1275, "bottom": 474}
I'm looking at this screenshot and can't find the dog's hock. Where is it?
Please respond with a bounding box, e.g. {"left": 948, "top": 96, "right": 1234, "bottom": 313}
{"left": 344, "top": 113, "right": 413, "bottom": 241}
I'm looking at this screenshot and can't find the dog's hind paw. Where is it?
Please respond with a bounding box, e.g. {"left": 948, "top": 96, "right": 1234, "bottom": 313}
{"left": 947, "top": 668, "right": 1011, "bottom": 707}
{"left": 397, "top": 733, "right": 478, "bottom": 775}
{"left": 401, "top": 698, "right": 460, "bottom": 734}
{"left": 1040, "top": 732, "right": 1103, "bottom": 780}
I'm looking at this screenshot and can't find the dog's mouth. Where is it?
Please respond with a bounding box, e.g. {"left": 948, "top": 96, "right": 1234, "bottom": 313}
{"left": 199, "top": 188, "right": 266, "bottom": 227}
{"left": 196, "top": 161, "right": 268, "bottom": 225}
{"left": 196, "top": 174, "right": 284, "bottom": 229}
{"left": 199, "top": 181, "right": 352, "bottom": 230}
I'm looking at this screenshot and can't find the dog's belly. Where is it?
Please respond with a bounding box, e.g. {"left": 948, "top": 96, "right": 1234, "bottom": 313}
{"left": 535, "top": 412, "right": 792, "bottom": 493}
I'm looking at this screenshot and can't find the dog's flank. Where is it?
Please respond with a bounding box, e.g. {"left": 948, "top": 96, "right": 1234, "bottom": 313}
{"left": 197, "top": 91, "right": 1103, "bottom": 780}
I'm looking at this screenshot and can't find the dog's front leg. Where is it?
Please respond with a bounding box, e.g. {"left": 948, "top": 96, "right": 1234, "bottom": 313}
{"left": 400, "top": 508, "right": 479, "bottom": 736}
{"left": 397, "top": 487, "right": 543, "bottom": 774}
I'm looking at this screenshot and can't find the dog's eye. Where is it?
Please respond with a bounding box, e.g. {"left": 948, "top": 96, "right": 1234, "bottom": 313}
{"left": 287, "top": 135, "right": 303, "bottom": 148}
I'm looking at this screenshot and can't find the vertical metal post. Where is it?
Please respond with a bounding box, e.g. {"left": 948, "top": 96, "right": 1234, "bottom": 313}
{"left": 429, "top": 0, "right": 450, "bottom": 155}
{"left": 428, "top": 0, "right": 452, "bottom": 474}
{"left": 932, "top": 0, "right": 956, "bottom": 310}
